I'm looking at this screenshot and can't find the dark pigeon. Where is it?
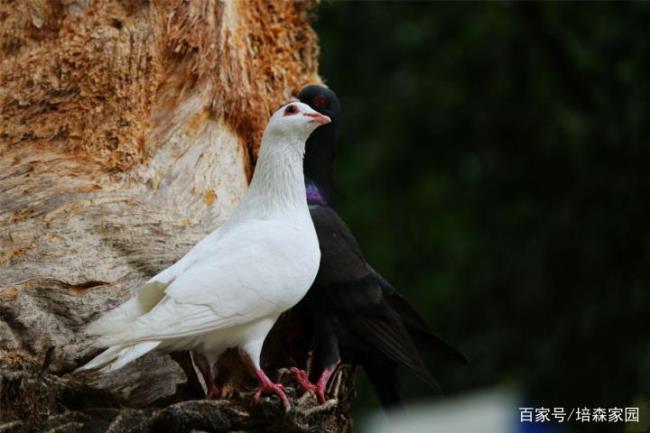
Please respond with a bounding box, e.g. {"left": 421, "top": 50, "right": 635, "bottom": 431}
{"left": 288, "top": 85, "right": 468, "bottom": 409}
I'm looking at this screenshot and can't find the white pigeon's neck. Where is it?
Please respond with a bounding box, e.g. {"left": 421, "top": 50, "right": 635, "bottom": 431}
{"left": 237, "top": 132, "right": 307, "bottom": 217}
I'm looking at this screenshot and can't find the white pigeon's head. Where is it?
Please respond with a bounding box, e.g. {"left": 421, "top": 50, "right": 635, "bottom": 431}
{"left": 264, "top": 99, "right": 331, "bottom": 144}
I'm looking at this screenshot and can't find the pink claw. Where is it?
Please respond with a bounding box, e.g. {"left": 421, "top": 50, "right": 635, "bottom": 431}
{"left": 291, "top": 367, "right": 317, "bottom": 390}
{"left": 252, "top": 370, "right": 290, "bottom": 411}
{"left": 290, "top": 367, "right": 315, "bottom": 388}
{"left": 290, "top": 363, "right": 339, "bottom": 404}
{"left": 206, "top": 382, "right": 221, "bottom": 399}
{"left": 240, "top": 349, "right": 291, "bottom": 411}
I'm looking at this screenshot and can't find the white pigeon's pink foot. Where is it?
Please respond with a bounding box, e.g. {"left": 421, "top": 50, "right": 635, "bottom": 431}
{"left": 240, "top": 348, "right": 290, "bottom": 410}
{"left": 251, "top": 367, "right": 290, "bottom": 411}
{"left": 290, "top": 361, "right": 339, "bottom": 403}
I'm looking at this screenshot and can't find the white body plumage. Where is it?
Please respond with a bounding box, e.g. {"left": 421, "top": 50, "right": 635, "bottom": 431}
{"left": 78, "top": 101, "right": 329, "bottom": 385}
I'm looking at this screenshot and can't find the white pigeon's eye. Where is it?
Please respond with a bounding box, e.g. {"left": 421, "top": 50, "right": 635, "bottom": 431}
{"left": 284, "top": 105, "right": 298, "bottom": 115}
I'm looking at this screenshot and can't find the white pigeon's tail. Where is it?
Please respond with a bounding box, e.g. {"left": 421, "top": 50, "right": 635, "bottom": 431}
{"left": 76, "top": 341, "right": 161, "bottom": 373}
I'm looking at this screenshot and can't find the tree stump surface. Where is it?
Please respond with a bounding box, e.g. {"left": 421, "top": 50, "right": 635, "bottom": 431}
{"left": 0, "top": 1, "right": 354, "bottom": 431}
{"left": 0, "top": 356, "right": 355, "bottom": 433}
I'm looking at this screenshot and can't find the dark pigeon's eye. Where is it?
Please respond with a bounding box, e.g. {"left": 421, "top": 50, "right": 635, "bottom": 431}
{"left": 313, "top": 95, "right": 327, "bottom": 109}
{"left": 284, "top": 105, "right": 298, "bottom": 115}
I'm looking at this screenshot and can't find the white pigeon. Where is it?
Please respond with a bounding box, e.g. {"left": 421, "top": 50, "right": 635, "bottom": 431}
{"left": 77, "top": 100, "right": 331, "bottom": 410}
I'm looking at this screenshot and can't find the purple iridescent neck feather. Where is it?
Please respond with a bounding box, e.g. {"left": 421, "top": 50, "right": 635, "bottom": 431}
{"left": 306, "top": 182, "right": 328, "bottom": 206}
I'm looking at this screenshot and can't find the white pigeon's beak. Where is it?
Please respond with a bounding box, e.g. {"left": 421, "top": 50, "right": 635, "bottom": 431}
{"left": 304, "top": 112, "right": 331, "bottom": 125}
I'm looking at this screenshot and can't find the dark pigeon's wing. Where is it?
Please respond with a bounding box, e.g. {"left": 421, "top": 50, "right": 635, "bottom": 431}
{"left": 309, "top": 206, "right": 373, "bottom": 290}
{"left": 350, "top": 309, "right": 440, "bottom": 390}
{"left": 309, "top": 206, "right": 439, "bottom": 389}
{"left": 370, "top": 268, "right": 469, "bottom": 364}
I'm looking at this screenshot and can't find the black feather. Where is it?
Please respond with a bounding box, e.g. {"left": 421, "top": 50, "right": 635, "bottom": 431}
{"left": 291, "top": 85, "right": 466, "bottom": 410}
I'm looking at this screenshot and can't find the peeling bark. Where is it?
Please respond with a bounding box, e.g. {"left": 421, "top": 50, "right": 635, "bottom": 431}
{"left": 0, "top": 1, "right": 353, "bottom": 432}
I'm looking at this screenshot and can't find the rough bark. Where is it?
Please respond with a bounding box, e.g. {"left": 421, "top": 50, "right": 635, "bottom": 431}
{"left": 0, "top": 1, "right": 354, "bottom": 432}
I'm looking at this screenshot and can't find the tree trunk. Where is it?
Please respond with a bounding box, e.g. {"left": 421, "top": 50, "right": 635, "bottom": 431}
{"left": 0, "top": 1, "right": 354, "bottom": 432}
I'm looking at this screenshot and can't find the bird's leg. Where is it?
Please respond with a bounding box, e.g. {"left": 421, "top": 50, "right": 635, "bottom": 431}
{"left": 314, "top": 360, "right": 340, "bottom": 402}
{"left": 292, "top": 319, "right": 341, "bottom": 403}
{"left": 194, "top": 352, "right": 220, "bottom": 399}
{"left": 240, "top": 349, "right": 290, "bottom": 411}
{"left": 290, "top": 360, "right": 340, "bottom": 404}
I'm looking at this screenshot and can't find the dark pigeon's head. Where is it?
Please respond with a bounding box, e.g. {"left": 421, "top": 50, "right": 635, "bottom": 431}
{"left": 297, "top": 85, "right": 341, "bottom": 205}
{"left": 298, "top": 85, "right": 341, "bottom": 125}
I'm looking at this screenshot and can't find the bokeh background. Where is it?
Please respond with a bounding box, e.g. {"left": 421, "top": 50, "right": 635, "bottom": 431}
{"left": 312, "top": 2, "right": 650, "bottom": 432}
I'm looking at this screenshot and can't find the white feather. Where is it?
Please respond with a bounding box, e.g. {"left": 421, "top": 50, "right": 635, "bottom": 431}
{"left": 85, "top": 226, "right": 229, "bottom": 336}
{"left": 76, "top": 345, "right": 123, "bottom": 371}
{"left": 100, "top": 341, "right": 161, "bottom": 373}
{"left": 97, "top": 216, "right": 317, "bottom": 347}
{"left": 85, "top": 281, "right": 170, "bottom": 335}
{"left": 79, "top": 101, "right": 324, "bottom": 379}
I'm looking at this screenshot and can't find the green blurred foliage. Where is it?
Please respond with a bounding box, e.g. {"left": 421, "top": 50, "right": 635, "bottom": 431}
{"left": 313, "top": 1, "right": 650, "bottom": 429}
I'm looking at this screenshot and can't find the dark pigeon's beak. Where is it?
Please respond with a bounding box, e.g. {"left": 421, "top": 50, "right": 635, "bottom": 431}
{"left": 304, "top": 112, "right": 331, "bottom": 125}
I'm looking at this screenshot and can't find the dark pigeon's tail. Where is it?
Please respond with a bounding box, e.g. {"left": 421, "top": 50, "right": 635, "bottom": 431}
{"left": 358, "top": 269, "right": 468, "bottom": 411}
{"left": 373, "top": 269, "right": 469, "bottom": 365}
{"left": 386, "top": 291, "right": 469, "bottom": 364}
{"left": 362, "top": 354, "right": 403, "bottom": 410}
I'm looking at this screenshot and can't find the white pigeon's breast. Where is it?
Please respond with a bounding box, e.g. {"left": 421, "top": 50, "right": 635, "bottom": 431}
{"left": 271, "top": 212, "right": 320, "bottom": 304}
{"left": 240, "top": 211, "right": 320, "bottom": 308}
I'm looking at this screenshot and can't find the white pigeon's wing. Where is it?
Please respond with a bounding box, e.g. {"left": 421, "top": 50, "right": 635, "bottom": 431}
{"left": 96, "top": 217, "right": 319, "bottom": 346}
{"left": 152, "top": 224, "right": 228, "bottom": 285}
{"left": 87, "top": 225, "right": 227, "bottom": 336}
{"left": 85, "top": 281, "right": 170, "bottom": 335}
